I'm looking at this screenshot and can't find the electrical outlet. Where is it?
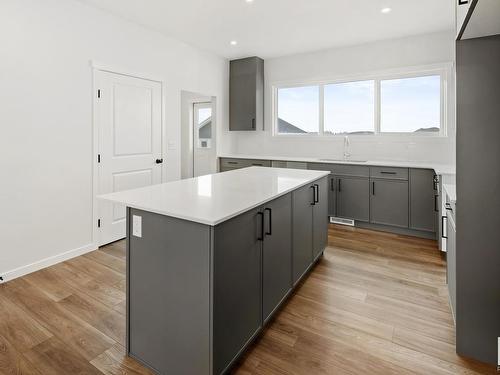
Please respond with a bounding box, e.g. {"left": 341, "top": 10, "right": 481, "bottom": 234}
{"left": 133, "top": 215, "right": 142, "bottom": 238}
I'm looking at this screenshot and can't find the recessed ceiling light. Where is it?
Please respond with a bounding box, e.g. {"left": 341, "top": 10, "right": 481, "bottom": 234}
{"left": 245, "top": 0, "right": 254, "bottom": 3}
{"left": 381, "top": 7, "right": 392, "bottom": 14}
{"left": 230, "top": 40, "right": 238, "bottom": 46}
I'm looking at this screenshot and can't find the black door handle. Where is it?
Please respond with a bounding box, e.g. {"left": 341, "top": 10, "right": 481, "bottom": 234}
{"left": 314, "top": 184, "right": 319, "bottom": 204}
{"left": 155, "top": 158, "right": 163, "bottom": 164}
{"left": 310, "top": 186, "right": 316, "bottom": 206}
{"left": 257, "top": 212, "right": 264, "bottom": 241}
{"left": 264, "top": 208, "right": 272, "bottom": 236}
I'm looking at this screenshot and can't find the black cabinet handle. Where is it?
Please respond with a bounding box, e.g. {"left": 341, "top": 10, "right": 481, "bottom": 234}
{"left": 372, "top": 181, "right": 375, "bottom": 195}
{"left": 314, "top": 184, "right": 319, "bottom": 204}
{"left": 441, "top": 216, "right": 448, "bottom": 239}
{"left": 155, "top": 158, "right": 163, "bottom": 164}
{"left": 330, "top": 177, "right": 335, "bottom": 191}
{"left": 434, "top": 195, "right": 439, "bottom": 212}
{"left": 257, "top": 212, "right": 264, "bottom": 241}
{"left": 228, "top": 161, "right": 238, "bottom": 165}
{"left": 252, "top": 118, "right": 256, "bottom": 129}
{"left": 310, "top": 185, "right": 316, "bottom": 206}
{"left": 264, "top": 208, "right": 272, "bottom": 236}
{"left": 380, "top": 171, "right": 397, "bottom": 175}
{"left": 338, "top": 179, "right": 342, "bottom": 193}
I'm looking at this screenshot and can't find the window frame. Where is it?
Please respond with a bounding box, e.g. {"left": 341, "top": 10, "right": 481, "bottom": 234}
{"left": 271, "top": 64, "right": 450, "bottom": 138}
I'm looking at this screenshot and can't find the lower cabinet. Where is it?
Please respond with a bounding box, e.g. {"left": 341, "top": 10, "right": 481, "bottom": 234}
{"left": 446, "top": 214, "right": 457, "bottom": 320}
{"left": 328, "top": 174, "right": 336, "bottom": 216}
{"left": 313, "top": 177, "right": 328, "bottom": 259}
{"left": 410, "top": 169, "right": 437, "bottom": 232}
{"left": 214, "top": 176, "right": 328, "bottom": 373}
{"left": 336, "top": 176, "right": 370, "bottom": 222}
{"left": 213, "top": 206, "right": 263, "bottom": 375}
{"left": 262, "top": 194, "right": 292, "bottom": 322}
{"left": 292, "top": 177, "right": 328, "bottom": 284}
{"left": 370, "top": 179, "right": 409, "bottom": 228}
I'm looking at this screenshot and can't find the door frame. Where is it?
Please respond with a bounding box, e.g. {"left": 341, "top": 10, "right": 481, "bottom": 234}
{"left": 192, "top": 101, "right": 214, "bottom": 177}
{"left": 91, "top": 60, "right": 166, "bottom": 247}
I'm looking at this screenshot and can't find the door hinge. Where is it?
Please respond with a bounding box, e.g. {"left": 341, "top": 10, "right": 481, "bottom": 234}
{"left": 97, "top": 89, "right": 101, "bottom": 98}
{"left": 97, "top": 219, "right": 101, "bottom": 228}
{"left": 97, "top": 154, "right": 101, "bottom": 163}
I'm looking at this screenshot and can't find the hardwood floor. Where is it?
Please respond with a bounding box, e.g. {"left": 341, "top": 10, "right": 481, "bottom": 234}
{"left": 0, "top": 225, "right": 496, "bottom": 374}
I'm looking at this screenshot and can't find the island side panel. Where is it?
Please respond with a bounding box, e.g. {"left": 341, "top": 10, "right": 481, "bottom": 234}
{"left": 127, "top": 208, "right": 212, "bottom": 375}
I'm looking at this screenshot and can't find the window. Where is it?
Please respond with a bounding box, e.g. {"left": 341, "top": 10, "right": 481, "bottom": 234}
{"left": 277, "top": 85, "right": 319, "bottom": 134}
{"left": 324, "top": 80, "right": 375, "bottom": 135}
{"left": 274, "top": 67, "right": 446, "bottom": 136}
{"left": 380, "top": 75, "right": 441, "bottom": 133}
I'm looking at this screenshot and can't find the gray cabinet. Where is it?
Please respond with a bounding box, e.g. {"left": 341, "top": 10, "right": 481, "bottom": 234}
{"left": 292, "top": 177, "right": 328, "bottom": 284}
{"left": 446, "top": 214, "right": 456, "bottom": 320}
{"left": 337, "top": 176, "right": 370, "bottom": 222}
{"left": 229, "top": 57, "right": 264, "bottom": 131}
{"left": 410, "top": 169, "right": 437, "bottom": 232}
{"left": 213, "top": 206, "right": 263, "bottom": 374}
{"left": 262, "top": 194, "right": 292, "bottom": 322}
{"left": 219, "top": 158, "right": 271, "bottom": 172}
{"left": 292, "top": 183, "right": 314, "bottom": 284}
{"left": 370, "top": 179, "right": 409, "bottom": 228}
{"left": 313, "top": 178, "right": 328, "bottom": 259}
{"left": 327, "top": 174, "right": 336, "bottom": 216}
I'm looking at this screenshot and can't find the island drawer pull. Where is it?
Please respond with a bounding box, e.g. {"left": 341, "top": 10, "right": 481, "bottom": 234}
{"left": 264, "top": 208, "right": 272, "bottom": 236}
{"left": 380, "top": 171, "right": 397, "bottom": 175}
{"left": 257, "top": 212, "right": 264, "bottom": 241}
{"left": 314, "top": 184, "right": 319, "bottom": 204}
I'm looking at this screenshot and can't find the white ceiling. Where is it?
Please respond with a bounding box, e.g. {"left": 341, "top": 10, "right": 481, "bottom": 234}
{"left": 78, "top": 0, "right": 454, "bottom": 59}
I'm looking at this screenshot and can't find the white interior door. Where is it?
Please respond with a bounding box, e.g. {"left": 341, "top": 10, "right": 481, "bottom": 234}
{"left": 193, "top": 102, "right": 215, "bottom": 177}
{"left": 95, "top": 70, "right": 162, "bottom": 246}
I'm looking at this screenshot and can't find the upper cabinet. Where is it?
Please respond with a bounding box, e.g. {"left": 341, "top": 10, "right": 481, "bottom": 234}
{"left": 457, "top": 0, "right": 500, "bottom": 40}
{"left": 229, "top": 57, "right": 264, "bottom": 131}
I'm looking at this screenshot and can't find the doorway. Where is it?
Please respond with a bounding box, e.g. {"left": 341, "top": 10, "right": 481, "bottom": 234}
{"left": 180, "top": 91, "right": 217, "bottom": 179}
{"left": 94, "top": 69, "right": 163, "bottom": 246}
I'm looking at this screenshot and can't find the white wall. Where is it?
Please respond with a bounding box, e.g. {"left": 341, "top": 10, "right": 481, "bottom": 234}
{"left": 0, "top": 0, "right": 229, "bottom": 280}
{"left": 230, "top": 31, "right": 456, "bottom": 164}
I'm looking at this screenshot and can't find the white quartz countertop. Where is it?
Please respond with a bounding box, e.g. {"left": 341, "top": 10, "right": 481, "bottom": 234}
{"left": 98, "top": 167, "right": 329, "bottom": 226}
{"left": 218, "top": 154, "right": 456, "bottom": 175}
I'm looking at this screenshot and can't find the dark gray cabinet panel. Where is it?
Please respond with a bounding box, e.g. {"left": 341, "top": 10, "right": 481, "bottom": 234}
{"left": 410, "top": 169, "right": 437, "bottom": 232}
{"left": 128, "top": 209, "right": 211, "bottom": 375}
{"left": 219, "top": 158, "right": 271, "bottom": 172}
{"left": 262, "top": 194, "right": 292, "bottom": 322}
{"left": 370, "top": 179, "right": 409, "bottom": 228}
{"left": 446, "top": 215, "right": 456, "bottom": 320}
{"left": 292, "top": 183, "right": 314, "bottom": 284}
{"left": 337, "top": 177, "right": 369, "bottom": 222}
{"left": 327, "top": 174, "right": 336, "bottom": 216}
{"left": 213, "top": 206, "right": 263, "bottom": 374}
{"left": 313, "top": 177, "right": 328, "bottom": 259}
{"left": 229, "top": 57, "right": 264, "bottom": 131}
{"left": 456, "top": 35, "right": 500, "bottom": 365}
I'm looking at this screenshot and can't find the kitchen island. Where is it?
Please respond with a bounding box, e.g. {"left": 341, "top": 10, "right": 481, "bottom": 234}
{"left": 99, "top": 167, "right": 330, "bottom": 375}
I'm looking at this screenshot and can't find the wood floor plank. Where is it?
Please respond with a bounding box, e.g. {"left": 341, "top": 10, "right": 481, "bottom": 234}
{"left": 0, "top": 224, "right": 495, "bottom": 374}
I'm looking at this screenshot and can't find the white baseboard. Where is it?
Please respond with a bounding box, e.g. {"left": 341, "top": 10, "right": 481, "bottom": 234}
{"left": 0, "top": 243, "right": 98, "bottom": 284}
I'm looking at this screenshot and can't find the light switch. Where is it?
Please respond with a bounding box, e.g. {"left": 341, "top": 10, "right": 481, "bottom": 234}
{"left": 132, "top": 215, "right": 142, "bottom": 238}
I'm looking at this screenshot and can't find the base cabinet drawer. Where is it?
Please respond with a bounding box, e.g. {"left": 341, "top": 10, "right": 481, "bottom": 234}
{"left": 220, "top": 158, "right": 271, "bottom": 171}
{"left": 370, "top": 179, "right": 409, "bottom": 228}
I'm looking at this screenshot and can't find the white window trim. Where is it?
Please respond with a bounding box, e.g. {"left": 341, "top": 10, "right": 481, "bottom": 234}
{"left": 271, "top": 63, "right": 452, "bottom": 138}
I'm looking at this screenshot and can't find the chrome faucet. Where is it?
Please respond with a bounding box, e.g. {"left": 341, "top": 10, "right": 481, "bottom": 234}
{"left": 343, "top": 135, "right": 351, "bottom": 160}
